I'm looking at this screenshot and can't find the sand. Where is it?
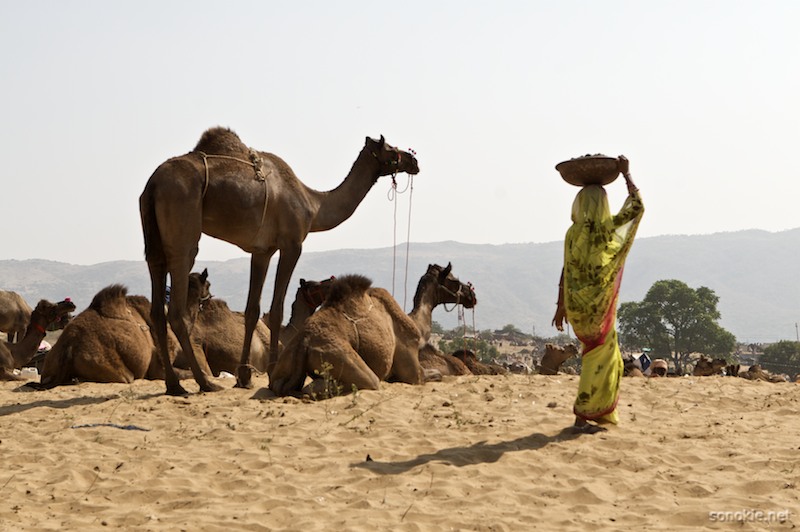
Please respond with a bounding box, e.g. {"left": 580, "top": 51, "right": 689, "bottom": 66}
{"left": 0, "top": 373, "right": 798, "bottom": 531}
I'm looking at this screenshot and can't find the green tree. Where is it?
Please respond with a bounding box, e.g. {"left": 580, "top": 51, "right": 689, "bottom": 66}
{"left": 760, "top": 341, "right": 800, "bottom": 377}
{"left": 500, "top": 324, "right": 523, "bottom": 335}
{"left": 618, "top": 280, "right": 736, "bottom": 374}
{"left": 431, "top": 320, "right": 444, "bottom": 335}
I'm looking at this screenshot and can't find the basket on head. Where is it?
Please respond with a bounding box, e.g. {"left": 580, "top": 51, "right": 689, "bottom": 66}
{"left": 556, "top": 154, "right": 620, "bottom": 187}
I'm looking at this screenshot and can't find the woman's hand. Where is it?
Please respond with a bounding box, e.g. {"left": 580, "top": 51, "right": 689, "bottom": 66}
{"left": 552, "top": 303, "right": 567, "bottom": 332}
{"left": 618, "top": 155, "right": 637, "bottom": 194}
{"left": 617, "top": 155, "right": 630, "bottom": 176}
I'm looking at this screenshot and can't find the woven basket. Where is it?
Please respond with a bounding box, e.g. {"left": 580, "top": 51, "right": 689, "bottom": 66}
{"left": 556, "top": 155, "right": 620, "bottom": 187}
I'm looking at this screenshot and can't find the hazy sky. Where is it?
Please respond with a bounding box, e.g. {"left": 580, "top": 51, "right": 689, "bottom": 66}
{"left": 2, "top": 1, "right": 798, "bottom": 265}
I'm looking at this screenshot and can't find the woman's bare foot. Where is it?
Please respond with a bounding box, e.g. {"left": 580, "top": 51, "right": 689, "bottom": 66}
{"left": 572, "top": 417, "right": 608, "bottom": 434}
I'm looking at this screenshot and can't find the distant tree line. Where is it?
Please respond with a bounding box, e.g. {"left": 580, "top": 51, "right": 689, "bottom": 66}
{"left": 618, "top": 279, "right": 736, "bottom": 374}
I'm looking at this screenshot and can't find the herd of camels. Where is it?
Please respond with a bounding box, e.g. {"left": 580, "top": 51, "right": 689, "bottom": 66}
{"left": 1, "top": 128, "right": 777, "bottom": 396}
{"left": 0, "top": 127, "right": 497, "bottom": 398}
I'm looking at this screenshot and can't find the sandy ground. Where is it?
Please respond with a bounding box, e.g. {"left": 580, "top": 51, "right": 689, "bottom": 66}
{"left": 0, "top": 373, "right": 798, "bottom": 531}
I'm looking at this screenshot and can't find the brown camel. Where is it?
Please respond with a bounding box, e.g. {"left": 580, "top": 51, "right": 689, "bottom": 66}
{"left": 188, "top": 277, "right": 334, "bottom": 377}
{"left": 692, "top": 355, "right": 727, "bottom": 376}
{"left": 452, "top": 349, "right": 508, "bottom": 375}
{"left": 538, "top": 343, "right": 579, "bottom": 375}
{"left": 739, "top": 364, "right": 786, "bottom": 383}
{"left": 263, "top": 276, "right": 336, "bottom": 346}
{"left": 37, "top": 271, "right": 211, "bottom": 387}
{"left": 0, "top": 290, "right": 33, "bottom": 343}
{"left": 270, "top": 263, "right": 477, "bottom": 397}
{"left": 0, "top": 298, "right": 76, "bottom": 380}
{"left": 418, "top": 343, "right": 472, "bottom": 377}
{"left": 140, "top": 127, "right": 419, "bottom": 396}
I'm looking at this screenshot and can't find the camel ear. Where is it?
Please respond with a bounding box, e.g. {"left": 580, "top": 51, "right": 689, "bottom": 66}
{"left": 201, "top": 268, "right": 208, "bottom": 282}
{"left": 442, "top": 262, "right": 452, "bottom": 278}
{"left": 379, "top": 135, "right": 385, "bottom": 147}
{"left": 300, "top": 279, "right": 307, "bottom": 287}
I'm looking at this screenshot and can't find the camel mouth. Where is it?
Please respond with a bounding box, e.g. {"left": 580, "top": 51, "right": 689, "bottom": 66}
{"left": 460, "top": 290, "right": 477, "bottom": 309}
{"left": 401, "top": 152, "right": 420, "bottom": 175}
{"left": 58, "top": 300, "right": 77, "bottom": 314}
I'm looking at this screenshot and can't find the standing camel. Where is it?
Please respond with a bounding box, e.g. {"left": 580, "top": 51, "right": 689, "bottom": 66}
{"left": 0, "top": 298, "right": 76, "bottom": 380}
{"left": 0, "top": 290, "right": 33, "bottom": 343}
{"left": 140, "top": 127, "right": 419, "bottom": 395}
{"left": 269, "top": 263, "right": 477, "bottom": 397}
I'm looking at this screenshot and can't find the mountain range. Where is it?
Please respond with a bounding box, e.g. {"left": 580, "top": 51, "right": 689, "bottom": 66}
{"left": 2, "top": 228, "right": 798, "bottom": 343}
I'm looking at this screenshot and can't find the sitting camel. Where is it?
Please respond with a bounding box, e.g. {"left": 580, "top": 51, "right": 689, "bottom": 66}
{"left": 38, "top": 271, "right": 211, "bottom": 387}
{"left": 270, "top": 263, "right": 477, "bottom": 397}
{"left": 0, "top": 298, "right": 76, "bottom": 380}
{"left": 452, "top": 349, "right": 507, "bottom": 375}
{"left": 418, "top": 343, "right": 471, "bottom": 377}
{"left": 187, "top": 277, "right": 334, "bottom": 377}
{"left": 692, "top": 355, "right": 727, "bottom": 376}
{"left": 538, "top": 343, "right": 578, "bottom": 375}
{"left": 0, "top": 290, "right": 33, "bottom": 343}
{"left": 725, "top": 363, "right": 741, "bottom": 377}
{"left": 739, "top": 364, "right": 786, "bottom": 383}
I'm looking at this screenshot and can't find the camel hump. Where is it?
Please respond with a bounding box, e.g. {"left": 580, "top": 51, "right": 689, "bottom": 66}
{"left": 203, "top": 298, "right": 230, "bottom": 312}
{"left": 89, "top": 284, "right": 129, "bottom": 317}
{"left": 194, "top": 127, "right": 248, "bottom": 155}
{"left": 324, "top": 274, "right": 373, "bottom": 307}
{"left": 125, "top": 295, "right": 153, "bottom": 323}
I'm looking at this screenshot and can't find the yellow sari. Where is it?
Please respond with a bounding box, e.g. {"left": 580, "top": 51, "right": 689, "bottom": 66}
{"left": 564, "top": 185, "right": 644, "bottom": 424}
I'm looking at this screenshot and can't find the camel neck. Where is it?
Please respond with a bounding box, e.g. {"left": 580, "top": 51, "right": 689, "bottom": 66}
{"left": 282, "top": 298, "right": 312, "bottom": 344}
{"left": 408, "top": 279, "right": 437, "bottom": 342}
{"left": 10, "top": 319, "right": 47, "bottom": 367}
{"left": 309, "top": 149, "right": 381, "bottom": 232}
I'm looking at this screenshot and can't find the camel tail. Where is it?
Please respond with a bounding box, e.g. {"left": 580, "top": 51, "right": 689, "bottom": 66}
{"left": 139, "top": 184, "right": 165, "bottom": 266}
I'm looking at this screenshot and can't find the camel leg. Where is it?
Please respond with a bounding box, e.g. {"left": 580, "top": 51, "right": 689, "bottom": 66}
{"left": 307, "top": 349, "right": 381, "bottom": 397}
{"left": 0, "top": 369, "right": 25, "bottom": 381}
{"left": 269, "top": 336, "right": 307, "bottom": 395}
{"left": 236, "top": 250, "right": 275, "bottom": 389}
{"left": 147, "top": 261, "right": 188, "bottom": 396}
{"left": 266, "top": 244, "right": 302, "bottom": 376}
{"left": 389, "top": 344, "right": 425, "bottom": 385}
{"left": 167, "top": 266, "right": 222, "bottom": 393}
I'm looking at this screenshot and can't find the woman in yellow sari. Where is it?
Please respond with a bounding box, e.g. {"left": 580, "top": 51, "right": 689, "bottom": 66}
{"left": 552, "top": 156, "right": 644, "bottom": 433}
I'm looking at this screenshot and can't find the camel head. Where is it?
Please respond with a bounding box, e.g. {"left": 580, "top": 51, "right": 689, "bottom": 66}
{"left": 47, "top": 298, "right": 75, "bottom": 331}
{"left": 298, "top": 276, "right": 336, "bottom": 310}
{"left": 188, "top": 269, "right": 212, "bottom": 308}
{"left": 427, "top": 262, "right": 477, "bottom": 309}
{"left": 365, "top": 135, "right": 420, "bottom": 177}
{"left": 29, "top": 298, "right": 77, "bottom": 334}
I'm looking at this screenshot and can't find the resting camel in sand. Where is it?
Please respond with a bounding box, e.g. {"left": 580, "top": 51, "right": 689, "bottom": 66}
{"left": 0, "top": 299, "right": 76, "bottom": 380}
{"left": 38, "top": 271, "right": 211, "bottom": 387}
{"left": 738, "top": 364, "right": 786, "bottom": 383}
{"left": 140, "top": 127, "right": 419, "bottom": 395}
{"left": 270, "top": 263, "right": 477, "bottom": 397}
{"left": 538, "top": 343, "right": 579, "bottom": 375}
{"left": 692, "top": 355, "right": 727, "bottom": 376}
{"left": 187, "top": 277, "right": 334, "bottom": 377}
{"left": 452, "top": 349, "right": 507, "bottom": 375}
{"left": 0, "top": 290, "right": 33, "bottom": 343}
{"left": 418, "top": 344, "right": 472, "bottom": 377}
